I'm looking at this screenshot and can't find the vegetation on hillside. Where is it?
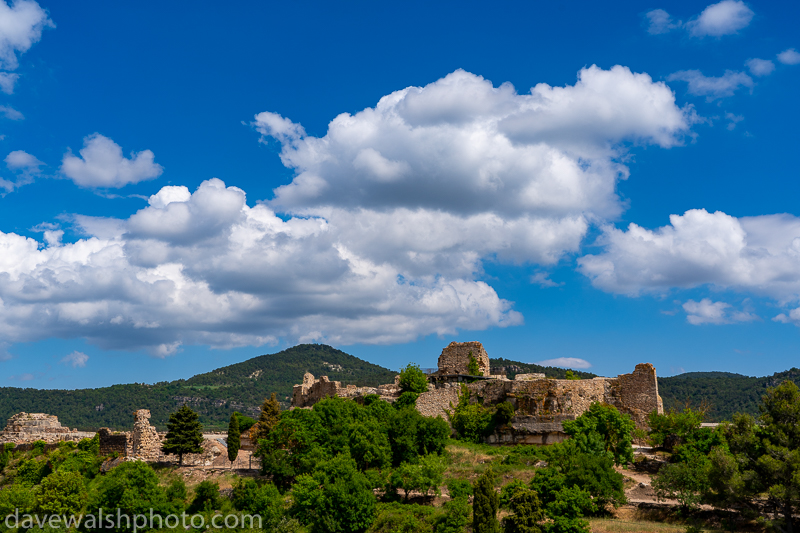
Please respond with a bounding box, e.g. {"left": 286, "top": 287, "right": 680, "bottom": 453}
{"left": 0, "top": 344, "right": 396, "bottom": 431}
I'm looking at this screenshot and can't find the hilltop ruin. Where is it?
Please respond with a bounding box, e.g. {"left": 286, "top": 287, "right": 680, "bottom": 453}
{"left": 292, "top": 340, "right": 664, "bottom": 444}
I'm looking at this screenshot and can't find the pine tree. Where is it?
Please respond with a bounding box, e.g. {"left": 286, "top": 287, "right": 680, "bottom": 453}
{"left": 257, "top": 393, "right": 281, "bottom": 441}
{"left": 473, "top": 468, "right": 500, "bottom": 533}
{"left": 162, "top": 405, "right": 204, "bottom": 466}
{"left": 227, "top": 412, "right": 241, "bottom": 468}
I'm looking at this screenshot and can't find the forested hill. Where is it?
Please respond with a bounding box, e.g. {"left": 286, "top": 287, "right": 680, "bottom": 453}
{"left": 658, "top": 367, "right": 800, "bottom": 422}
{"left": 0, "top": 344, "right": 396, "bottom": 432}
{"left": 488, "top": 358, "right": 597, "bottom": 380}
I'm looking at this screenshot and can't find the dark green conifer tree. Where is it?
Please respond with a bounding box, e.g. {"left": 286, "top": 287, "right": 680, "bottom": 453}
{"left": 161, "top": 405, "right": 204, "bottom": 466}
{"left": 473, "top": 468, "right": 500, "bottom": 533}
{"left": 227, "top": 412, "right": 241, "bottom": 468}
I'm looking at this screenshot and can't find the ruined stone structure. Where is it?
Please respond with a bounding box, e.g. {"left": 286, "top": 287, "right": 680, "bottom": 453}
{"left": 98, "top": 428, "right": 128, "bottom": 456}
{"left": 0, "top": 412, "right": 93, "bottom": 445}
{"left": 131, "top": 409, "right": 162, "bottom": 458}
{"left": 437, "top": 341, "right": 490, "bottom": 376}
{"left": 290, "top": 341, "right": 664, "bottom": 445}
{"left": 292, "top": 372, "right": 401, "bottom": 408}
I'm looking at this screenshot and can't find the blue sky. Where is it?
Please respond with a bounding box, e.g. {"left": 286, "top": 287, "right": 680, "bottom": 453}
{"left": 1, "top": 0, "right": 799, "bottom": 388}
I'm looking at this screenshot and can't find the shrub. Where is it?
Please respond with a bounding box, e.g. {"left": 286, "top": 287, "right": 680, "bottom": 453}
{"left": 231, "top": 478, "right": 284, "bottom": 527}
{"left": 399, "top": 363, "right": 429, "bottom": 394}
{"left": 446, "top": 478, "right": 473, "bottom": 501}
{"left": 0, "top": 482, "right": 35, "bottom": 516}
{"left": 449, "top": 385, "right": 493, "bottom": 443}
{"left": 502, "top": 486, "right": 545, "bottom": 533}
{"left": 395, "top": 391, "right": 420, "bottom": 409}
{"left": 434, "top": 497, "right": 471, "bottom": 533}
{"left": 16, "top": 457, "right": 50, "bottom": 485}
{"left": 562, "top": 403, "right": 635, "bottom": 465}
{"left": 467, "top": 352, "right": 481, "bottom": 376}
{"left": 189, "top": 480, "right": 221, "bottom": 513}
{"left": 89, "top": 460, "right": 172, "bottom": 529}
{"left": 36, "top": 470, "right": 88, "bottom": 515}
{"left": 494, "top": 401, "right": 515, "bottom": 426}
{"left": 292, "top": 454, "right": 376, "bottom": 533}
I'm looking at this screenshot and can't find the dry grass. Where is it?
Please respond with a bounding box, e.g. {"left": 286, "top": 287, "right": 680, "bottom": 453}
{"left": 589, "top": 518, "right": 692, "bottom": 532}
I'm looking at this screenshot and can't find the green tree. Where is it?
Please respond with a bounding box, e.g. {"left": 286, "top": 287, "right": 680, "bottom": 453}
{"left": 435, "top": 497, "right": 472, "bottom": 533}
{"left": 652, "top": 454, "right": 709, "bottom": 512}
{"left": 227, "top": 412, "right": 241, "bottom": 467}
{"left": 89, "top": 461, "right": 171, "bottom": 531}
{"left": 161, "top": 404, "right": 204, "bottom": 466}
{"left": 36, "top": 470, "right": 88, "bottom": 515}
{"left": 292, "top": 454, "right": 376, "bottom": 533}
{"left": 449, "top": 385, "right": 493, "bottom": 444}
{"left": 188, "top": 480, "right": 220, "bottom": 513}
{"left": 543, "top": 486, "right": 594, "bottom": 533}
{"left": 562, "top": 403, "right": 635, "bottom": 465}
{"left": 257, "top": 392, "right": 282, "bottom": 441}
{"left": 389, "top": 454, "right": 446, "bottom": 501}
{"left": 232, "top": 478, "right": 284, "bottom": 529}
{"left": 502, "top": 486, "right": 545, "bottom": 533}
{"left": 564, "top": 370, "right": 580, "bottom": 380}
{"left": 647, "top": 406, "right": 705, "bottom": 451}
{"left": 473, "top": 469, "right": 500, "bottom": 533}
{"left": 399, "top": 363, "right": 429, "bottom": 394}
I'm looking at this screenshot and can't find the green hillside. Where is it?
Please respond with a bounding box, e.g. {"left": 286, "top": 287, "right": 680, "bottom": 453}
{"left": 658, "top": 367, "right": 800, "bottom": 422}
{"left": 0, "top": 344, "right": 396, "bottom": 432}
{"left": 2, "top": 342, "right": 797, "bottom": 431}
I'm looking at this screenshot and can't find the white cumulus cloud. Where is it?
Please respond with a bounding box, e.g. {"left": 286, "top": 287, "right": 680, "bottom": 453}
{"left": 646, "top": 1, "right": 753, "bottom": 38}
{"left": 578, "top": 209, "right": 800, "bottom": 305}
{"left": 745, "top": 58, "right": 775, "bottom": 77}
{"left": 60, "top": 351, "right": 88, "bottom": 368}
{"left": 0, "top": 67, "right": 696, "bottom": 354}
{"left": 535, "top": 357, "right": 592, "bottom": 369}
{"left": 682, "top": 298, "right": 757, "bottom": 325}
{"left": 0, "top": 0, "right": 53, "bottom": 93}
{"left": 686, "top": 0, "right": 754, "bottom": 37}
{"left": 667, "top": 70, "right": 753, "bottom": 101}
{"left": 777, "top": 48, "right": 800, "bottom": 65}
{"left": 60, "top": 133, "right": 164, "bottom": 188}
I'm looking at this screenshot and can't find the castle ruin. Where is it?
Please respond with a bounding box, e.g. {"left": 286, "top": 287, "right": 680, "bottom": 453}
{"left": 0, "top": 413, "right": 94, "bottom": 445}
{"left": 291, "top": 341, "right": 664, "bottom": 444}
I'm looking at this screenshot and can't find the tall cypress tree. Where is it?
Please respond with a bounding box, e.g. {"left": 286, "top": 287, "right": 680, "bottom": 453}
{"left": 227, "top": 413, "right": 241, "bottom": 468}
{"left": 473, "top": 468, "right": 500, "bottom": 533}
{"left": 162, "top": 405, "right": 204, "bottom": 466}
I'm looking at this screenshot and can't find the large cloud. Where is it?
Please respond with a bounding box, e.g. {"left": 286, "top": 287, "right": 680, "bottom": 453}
{"left": 258, "top": 66, "right": 692, "bottom": 268}
{"left": 578, "top": 209, "right": 800, "bottom": 302}
{"left": 0, "top": 0, "right": 53, "bottom": 93}
{"left": 0, "top": 67, "right": 694, "bottom": 353}
{"left": 0, "top": 179, "right": 522, "bottom": 354}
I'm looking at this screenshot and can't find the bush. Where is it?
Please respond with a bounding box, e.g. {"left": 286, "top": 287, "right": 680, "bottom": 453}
{"left": 388, "top": 454, "right": 445, "bottom": 501}
{"left": 292, "top": 454, "right": 377, "bottom": 533}
{"left": 467, "top": 352, "right": 481, "bottom": 376}
{"left": 434, "top": 497, "right": 471, "bottom": 533}
{"left": 502, "top": 486, "right": 545, "bottom": 533}
{"left": 36, "top": 470, "right": 88, "bottom": 515}
{"left": 395, "top": 391, "right": 420, "bottom": 409}
{"left": 0, "top": 482, "right": 35, "bottom": 516}
{"left": 647, "top": 407, "right": 705, "bottom": 451}
{"left": 494, "top": 402, "right": 515, "bottom": 426}
{"left": 399, "top": 364, "right": 430, "bottom": 394}
{"left": 449, "top": 386, "right": 493, "bottom": 444}
{"left": 16, "top": 457, "right": 50, "bottom": 485}
{"left": 89, "top": 460, "right": 172, "bottom": 529}
{"left": 232, "top": 478, "right": 284, "bottom": 527}
{"left": 189, "top": 480, "right": 220, "bottom": 513}
{"left": 446, "top": 478, "right": 473, "bottom": 501}
{"left": 562, "top": 403, "right": 635, "bottom": 465}
{"left": 369, "top": 503, "right": 436, "bottom": 533}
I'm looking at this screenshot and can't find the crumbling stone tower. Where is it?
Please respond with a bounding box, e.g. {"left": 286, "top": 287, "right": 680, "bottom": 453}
{"left": 131, "top": 409, "right": 162, "bottom": 458}
{"left": 437, "top": 341, "right": 490, "bottom": 376}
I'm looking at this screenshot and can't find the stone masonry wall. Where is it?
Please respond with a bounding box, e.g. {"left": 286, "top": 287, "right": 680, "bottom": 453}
{"left": 0, "top": 412, "right": 92, "bottom": 445}
{"left": 98, "top": 428, "right": 129, "bottom": 456}
{"left": 437, "top": 341, "right": 490, "bottom": 376}
{"left": 131, "top": 409, "right": 162, "bottom": 459}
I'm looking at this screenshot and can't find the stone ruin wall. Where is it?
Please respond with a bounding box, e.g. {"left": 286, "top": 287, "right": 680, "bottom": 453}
{"left": 292, "top": 372, "right": 401, "bottom": 408}
{"left": 291, "top": 341, "right": 664, "bottom": 446}
{"left": 0, "top": 412, "right": 94, "bottom": 445}
{"left": 437, "top": 341, "right": 490, "bottom": 376}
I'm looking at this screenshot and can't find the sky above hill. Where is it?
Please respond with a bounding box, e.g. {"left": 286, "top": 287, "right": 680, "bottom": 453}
{"left": 1, "top": 0, "right": 799, "bottom": 388}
